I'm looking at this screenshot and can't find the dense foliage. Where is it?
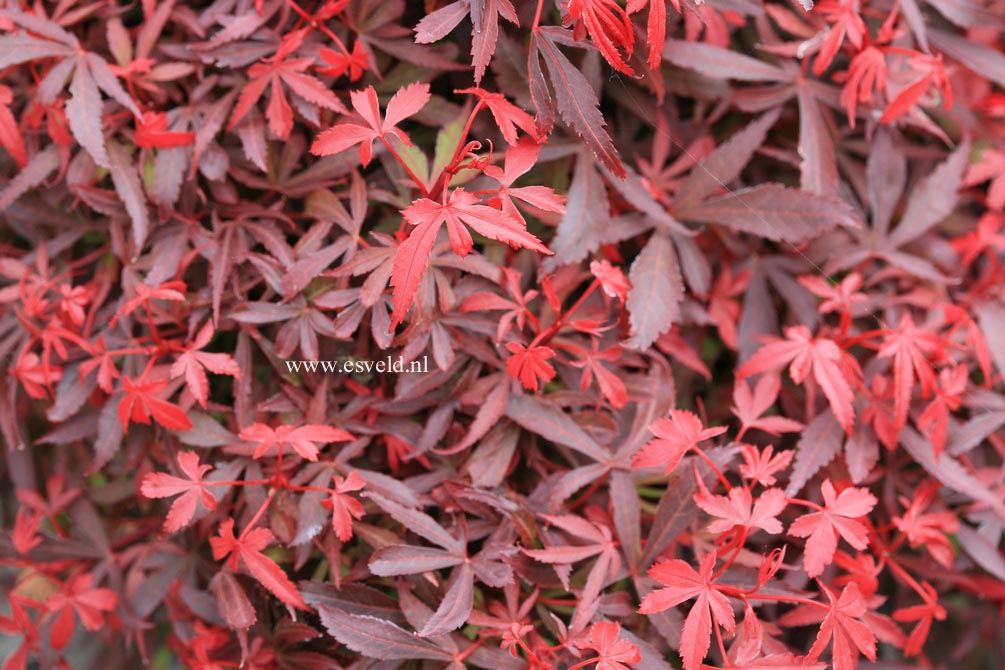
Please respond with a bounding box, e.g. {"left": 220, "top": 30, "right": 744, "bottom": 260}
{"left": 1, "top": 0, "right": 1004, "bottom": 669}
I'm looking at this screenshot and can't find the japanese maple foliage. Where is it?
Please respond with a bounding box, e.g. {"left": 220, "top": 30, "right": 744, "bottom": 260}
{"left": 1, "top": 0, "right": 1004, "bottom": 669}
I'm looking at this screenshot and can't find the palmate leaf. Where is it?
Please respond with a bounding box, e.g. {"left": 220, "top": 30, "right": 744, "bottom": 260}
{"left": 210, "top": 519, "right": 307, "bottom": 610}
{"left": 391, "top": 188, "right": 551, "bottom": 326}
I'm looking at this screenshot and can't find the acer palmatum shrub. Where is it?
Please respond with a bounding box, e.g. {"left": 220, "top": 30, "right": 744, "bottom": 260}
{"left": 1, "top": 0, "right": 1004, "bottom": 668}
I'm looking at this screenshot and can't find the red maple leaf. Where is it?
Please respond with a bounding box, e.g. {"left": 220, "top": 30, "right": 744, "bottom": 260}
{"left": 170, "top": 322, "right": 242, "bottom": 408}
{"left": 0, "top": 84, "right": 27, "bottom": 167}
{"left": 965, "top": 149, "right": 1005, "bottom": 210}
{"left": 892, "top": 481, "right": 959, "bottom": 569}
{"left": 456, "top": 88, "right": 538, "bottom": 146}
{"left": 10, "top": 352, "right": 62, "bottom": 400}
{"left": 0, "top": 594, "right": 36, "bottom": 670}
{"left": 16, "top": 474, "right": 81, "bottom": 532}
{"left": 916, "top": 364, "right": 967, "bottom": 460}
{"left": 238, "top": 423, "right": 354, "bottom": 462}
{"left": 632, "top": 409, "right": 727, "bottom": 473}
{"left": 483, "top": 139, "right": 568, "bottom": 227}
{"left": 738, "top": 444, "right": 794, "bottom": 487}
{"left": 638, "top": 553, "right": 735, "bottom": 670}
{"left": 310, "top": 82, "right": 430, "bottom": 166}
{"left": 210, "top": 518, "right": 307, "bottom": 610}
{"left": 694, "top": 483, "right": 788, "bottom": 536}
{"left": 322, "top": 471, "right": 366, "bottom": 542}
{"left": 133, "top": 111, "right": 195, "bottom": 149}
{"left": 228, "top": 28, "right": 346, "bottom": 140}
{"left": 317, "top": 40, "right": 370, "bottom": 82}
{"left": 570, "top": 340, "right": 628, "bottom": 409}
{"left": 879, "top": 51, "right": 952, "bottom": 125}
{"left": 876, "top": 314, "right": 941, "bottom": 436}
{"left": 738, "top": 325, "right": 858, "bottom": 434}
{"left": 118, "top": 375, "right": 193, "bottom": 431}
{"left": 11, "top": 509, "right": 41, "bottom": 555}
{"left": 140, "top": 451, "right": 218, "bottom": 532}
{"left": 506, "top": 342, "right": 557, "bottom": 391}
{"left": 626, "top": 0, "right": 677, "bottom": 70}
{"left": 731, "top": 374, "right": 804, "bottom": 439}
{"left": 807, "top": 583, "right": 877, "bottom": 670}
{"left": 46, "top": 573, "right": 117, "bottom": 650}
{"left": 893, "top": 581, "right": 945, "bottom": 657}
{"left": 391, "top": 187, "right": 551, "bottom": 326}
{"left": 563, "top": 0, "right": 635, "bottom": 76}
{"left": 575, "top": 621, "right": 640, "bottom": 670}
{"left": 950, "top": 211, "right": 1005, "bottom": 266}
{"left": 590, "top": 259, "right": 631, "bottom": 303}
{"left": 788, "top": 480, "right": 877, "bottom": 578}
{"left": 109, "top": 280, "right": 187, "bottom": 327}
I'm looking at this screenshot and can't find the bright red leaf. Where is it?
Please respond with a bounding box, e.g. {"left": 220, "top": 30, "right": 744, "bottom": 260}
{"left": 140, "top": 451, "right": 217, "bottom": 532}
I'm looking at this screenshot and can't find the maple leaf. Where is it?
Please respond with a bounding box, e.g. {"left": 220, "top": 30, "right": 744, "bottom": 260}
{"left": 391, "top": 187, "right": 551, "bottom": 326}
{"left": 627, "top": 0, "right": 676, "bottom": 70}
{"left": 879, "top": 52, "right": 952, "bottom": 125}
{"left": 807, "top": 583, "right": 877, "bottom": 670}
{"left": 965, "top": 148, "right": 1005, "bottom": 211}
{"left": 238, "top": 423, "right": 354, "bottom": 462}
{"left": 0, "top": 594, "right": 35, "bottom": 670}
{"left": 317, "top": 41, "right": 370, "bottom": 82}
{"left": 727, "top": 604, "right": 829, "bottom": 670}
{"left": 46, "top": 573, "right": 118, "bottom": 649}
{"left": 506, "top": 342, "right": 557, "bottom": 391}
{"left": 228, "top": 28, "right": 346, "bottom": 139}
{"left": 590, "top": 259, "right": 631, "bottom": 302}
{"left": 570, "top": 340, "right": 628, "bottom": 408}
{"left": 839, "top": 46, "right": 888, "bottom": 127}
{"left": 732, "top": 374, "right": 805, "bottom": 438}
{"left": 916, "top": 364, "right": 967, "bottom": 461}
{"left": 707, "top": 265, "right": 750, "bottom": 350}
{"left": 140, "top": 451, "right": 218, "bottom": 532}
{"left": 563, "top": 0, "right": 635, "bottom": 76}
{"left": 893, "top": 581, "right": 945, "bottom": 657}
{"left": 738, "top": 325, "right": 857, "bottom": 434}
{"left": 457, "top": 87, "right": 537, "bottom": 145}
{"left": 798, "top": 273, "right": 867, "bottom": 333}
{"left": 134, "top": 111, "right": 195, "bottom": 149}
{"left": 322, "top": 471, "right": 366, "bottom": 542}
{"left": 170, "top": 322, "right": 242, "bottom": 407}
{"left": 0, "top": 84, "right": 27, "bottom": 167}
{"left": 0, "top": 11, "right": 142, "bottom": 168}
{"left": 877, "top": 314, "right": 941, "bottom": 436}
{"left": 638, "top": 554, "right": 736, "bottom": 670}
{"left": 210, "top": 518, "right": 307, "bottom": 610}
{"left": 632, "top": 409, "right": 727, "bottom": 473}
{"left": 483, "top": 139, "right": 568, "bottom": 227}
{"left": 523, "top": 513, "right": 622, "bottom": 613}
{"left": 414, "top": 0, "right": 519, "bottom": 84}
{"left": 10, "top": 352, "right": 62, "bottom": 399}
{"left": 118, "top": 375, "right": 193, "bottom": 431}
{"left": 892, "top": 481, "right": 959, "bottom": 569}
{"left": 951, "top": 211, "right": 1005, "bottom": 266}
{"left": 578, "top": 621, "right": 641, "bottom": 670}
{"left": 16, "top": 474, "right": 81, "bottom": 528}
{"left": 109, "top": 280, "right": 187, "bottom": 327}
{"left": 12, "top": 509, "right": 41, "bottom": 555}
{"left": 738, "top": 444, "right": 794, "bottom": 487}
{"left": 694, "top": 484, "right": 788, "bottom": 535}
{"left": 788, "top": 480, "right": 877, "bottom": 577}
{"left": 458, "top": 267, "right": 540, "bottom": 341}
{"left": 310, "top": 82, "right": 430, "bottom": 166}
